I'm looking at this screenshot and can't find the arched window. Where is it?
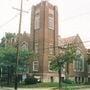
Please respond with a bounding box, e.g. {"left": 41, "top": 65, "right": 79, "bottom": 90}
{"left": 73, "top": 48, "right": 84, "bottom": 72}
{"left": 21, "top": 41, "right": 28, "bottom": 51}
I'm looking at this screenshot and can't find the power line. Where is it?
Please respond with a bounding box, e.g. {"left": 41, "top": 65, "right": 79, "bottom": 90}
{"left": 0, "top": 8, "right": 29, "bottom": 29}
{"left": 0, "top": 13, "right": 19, "bottom": 29}
{"left": 30, "top": 38, "right": 90, "bottom": 44}
{"left": 12, "top": 7, "right": 29, "bottom": 13}
{"left": 83, "top": 40, "right": 90, "bottom": 44}
{"left": 61, "top": 11, "right": 90, "bottom": 22}
{"left": 28, "top": 39, "right": 90, "bottom": 53}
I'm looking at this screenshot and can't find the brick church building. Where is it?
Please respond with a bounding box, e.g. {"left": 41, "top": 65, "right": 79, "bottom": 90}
{"left": 3, "top": 1, "right": 88, "bottom": 83}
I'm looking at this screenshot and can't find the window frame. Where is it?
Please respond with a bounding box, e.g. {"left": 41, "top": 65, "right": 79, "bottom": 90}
{"left": 48, "top": 14, "right": 54, "bottom": 30}
{"left": 34, "top": 14, "right": 40, "bottom": 30}
{"left": 33, "top": 61, "right": 39, "bottom": 72}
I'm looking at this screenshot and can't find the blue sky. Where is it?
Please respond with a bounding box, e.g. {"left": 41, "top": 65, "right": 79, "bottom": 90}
{"left": 0, "top": 0, "right": 90, "bottom": 48}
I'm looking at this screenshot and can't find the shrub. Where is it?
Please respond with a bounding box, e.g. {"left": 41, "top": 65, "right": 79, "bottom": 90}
{"left": 24, "top": 76, "right": 38, "bottom": 85}
{"left": 63, "top": 79, "right": 74, "bottom": 84}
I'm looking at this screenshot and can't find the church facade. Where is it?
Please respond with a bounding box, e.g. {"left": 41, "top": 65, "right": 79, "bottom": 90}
{"left": 29, "top": 1, "right": 88, "bottom": 83}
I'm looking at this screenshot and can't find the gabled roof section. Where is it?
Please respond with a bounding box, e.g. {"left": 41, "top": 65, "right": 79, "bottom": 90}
{"left": 58, "top": 34, "right": 86, "bottom": 53}
{"left": 58, "top": 35, "right": 76, "bottom": 46}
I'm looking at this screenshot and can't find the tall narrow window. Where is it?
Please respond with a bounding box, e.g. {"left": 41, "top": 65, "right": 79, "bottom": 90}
{"left": 21, "top": 41, "right": 28, "bottom": 51}
{"left": 33, "top": 61, "right": 39, "bottom": 71}
{"left": 73, "top": 48, "right": 84, "bottom": 72}
{"left": 34, "top": 14, "right": 40, "bottom": 30}
{"left": 48, "top": 14, "right": 54, "bottom": 30}
{"left": 35, "top": 43, "right": 38, "bottom": 53}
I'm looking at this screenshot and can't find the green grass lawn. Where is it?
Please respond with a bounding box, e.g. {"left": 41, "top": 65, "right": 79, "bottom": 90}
{"left": 1, "top": 82, "right": 90, "bottom": 90}
{"left": 18, "top": 82, "right": 90, "bottom": 89}
{"left": 19, "top": 82, "right": 59, "bottom": 88}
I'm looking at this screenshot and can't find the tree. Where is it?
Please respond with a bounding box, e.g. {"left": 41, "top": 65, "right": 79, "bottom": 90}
{"left": 0, "top": 46, "right": 33, "bottom": 85}
{"left": 50, "top": 44, "right": 77, "bottom": 90}
{"left": 0, "top": 32, "right": 16, "bottom": 47}
{"left": 0, "top": 37, "right": 6, "bottom": 47}
{"left": 0, "top": 47, "right": 16, "bottom": 84}
{"left": 5, "top": 32, "right": 16, "bottom": 40}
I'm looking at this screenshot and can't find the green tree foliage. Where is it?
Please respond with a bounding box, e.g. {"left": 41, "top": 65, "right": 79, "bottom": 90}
{"left": 0, "top": 46, "right": 33, "bottom": 84}
{"left": 0, "top": 32, "right": 16, "bottom": 47}
{"left": 0, "top": 37, "right": 6, "bottom": 47}
{"left": 50, "top": 44, "right": 77, "bottom": 70}
{"left": 5, "top": 32, "right": 16, "bottom": 40}
{"left": 0, "top": 46, "right": 33, "bottom": 70}
{"left": 0, "top": 47, "right": 16, "bottom": 64}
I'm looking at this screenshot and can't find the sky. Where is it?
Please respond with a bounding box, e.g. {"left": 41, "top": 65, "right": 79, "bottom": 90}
{"left": 0, "top": 0, "right": 90, "bottom": 48}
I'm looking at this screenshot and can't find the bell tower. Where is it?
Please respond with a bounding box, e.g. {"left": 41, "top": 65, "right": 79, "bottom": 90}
{"left": 30, "top": 0, "right": 58, "bottom": 82}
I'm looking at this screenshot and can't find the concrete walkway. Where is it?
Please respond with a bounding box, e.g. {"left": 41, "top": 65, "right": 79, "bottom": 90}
{"left": 0, "top": 87, "right": 52, "bottom": 90}
{"left": 0, "top": 87, "right": 90, "bottom": 90}
{"left": 77, "top": 89, "right": 90, "bottom": 90}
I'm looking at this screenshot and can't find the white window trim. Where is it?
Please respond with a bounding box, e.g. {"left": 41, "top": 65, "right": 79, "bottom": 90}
{"left": 33, "top": 61, "right": 39, "bottom": 72}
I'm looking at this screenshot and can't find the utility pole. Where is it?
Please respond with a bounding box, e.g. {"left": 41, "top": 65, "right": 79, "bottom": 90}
{"left": 13, "top": 0, "right": 29, "bottom": 90}
{"left": 15, "top": 0, "right": 23, "bottom": 90}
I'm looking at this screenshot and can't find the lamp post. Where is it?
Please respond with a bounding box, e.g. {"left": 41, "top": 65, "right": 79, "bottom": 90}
{"left": 14, "top": 0, "right": 23, "bottom": 90}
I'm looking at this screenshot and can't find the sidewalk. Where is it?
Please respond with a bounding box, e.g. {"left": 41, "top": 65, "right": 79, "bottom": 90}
{"left": 0, "top": 87, "right": 52, "bottom": 90}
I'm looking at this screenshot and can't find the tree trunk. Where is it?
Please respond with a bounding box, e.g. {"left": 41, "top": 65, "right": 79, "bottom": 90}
{"left": 66, "top": 63, "right": 69, "bottom": 80}
{"left": 58, "top": 68, "right": 62, "bottom": 90}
